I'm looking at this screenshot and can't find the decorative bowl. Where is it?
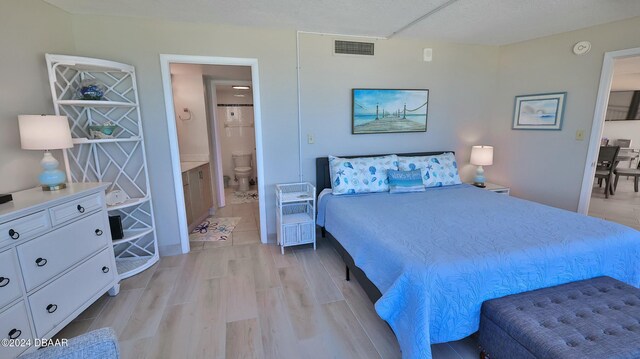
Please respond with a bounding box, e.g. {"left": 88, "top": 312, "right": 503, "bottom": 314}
{"left": 89, "top": 125, "right": 118, "bottom": 139}
{"left": 78, "top": 80, "right": 106, "bottom": 100}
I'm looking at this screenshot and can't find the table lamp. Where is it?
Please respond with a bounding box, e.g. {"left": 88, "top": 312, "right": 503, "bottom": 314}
{"left": 18, "top": 115, "right": 73, "bottom": 191}
{"left": 470, "top": 145, "right": 493, "bottom": 188}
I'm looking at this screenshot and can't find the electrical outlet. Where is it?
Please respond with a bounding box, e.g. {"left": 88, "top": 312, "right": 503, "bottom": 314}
{"left": 576, "top": 129, "right": 585, "bottom": 141}
{"left": 307, "top": 134, "right": 315, "bottom": 144}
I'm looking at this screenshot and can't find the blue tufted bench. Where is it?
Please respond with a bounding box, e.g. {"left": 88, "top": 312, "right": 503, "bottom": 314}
{"left": 479, "top": 276, "right": 640, "bottom": 359}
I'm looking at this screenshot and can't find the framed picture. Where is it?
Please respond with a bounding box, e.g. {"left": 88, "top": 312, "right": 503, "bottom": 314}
{"left": 512, "top": 92, "right": 566, "bottom": 130}
{"left": 352, "top": 89, "right": 428, "bottom": 134}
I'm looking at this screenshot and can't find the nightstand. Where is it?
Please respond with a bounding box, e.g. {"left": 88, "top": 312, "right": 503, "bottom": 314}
{"left": 471, "top": 182, "right": 510, "bottom": 195}
{"left": 276, "top": 182, "right": 316, "bottom": 254}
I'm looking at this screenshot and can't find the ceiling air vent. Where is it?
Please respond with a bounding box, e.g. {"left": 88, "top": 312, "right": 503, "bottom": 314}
{"left": 334, "top": 40, "right": 375, "bottom": 56}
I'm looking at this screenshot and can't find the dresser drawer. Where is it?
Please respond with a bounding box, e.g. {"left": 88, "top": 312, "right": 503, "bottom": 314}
{"left": 49, "top": 192, "right": 103, "bottom": 227}
{"left": 0, "top": 211, "right": 50, "bottom": 248}
{"left": 0, "top": 301, "right": 34, "bottom": 359}
{"left": 0, "top": 249, "right": 22, "bottom": 310}
{"left": 29, "top": 248, "right": 114, "bottom": 338}
{"left": 17, "top": 212, "right": 109, "bottom": 292}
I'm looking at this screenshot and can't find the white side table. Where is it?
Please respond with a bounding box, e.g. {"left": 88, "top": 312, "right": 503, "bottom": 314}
{"left": 482, "top": 182, "right": 510, "bottom": 195}
{"left": 275, "top": 183, "right": 316, "bottom": 254}
{"left": 469, "top": 182, "right": 510, "bottom": 195}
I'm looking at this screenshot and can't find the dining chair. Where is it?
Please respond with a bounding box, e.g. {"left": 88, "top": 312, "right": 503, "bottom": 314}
{"left": 614, "top": 160, "right": 640, "bottom": 193}
{"left": 595, "top": 145, "right": 620, "bottom": 198}
{"left": 617, "top": 139, "right": 632, "bottom": 148}
{"left": 616, "top": 142, "right": 639, "bottom": 172}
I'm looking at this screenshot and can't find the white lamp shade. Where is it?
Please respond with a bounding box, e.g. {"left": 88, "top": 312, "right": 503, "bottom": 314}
{"left": 18, "top": 115, "right": 73, "bottom": 150}
{"left": 470, "top": 145, "right": 494, "bottom": 166}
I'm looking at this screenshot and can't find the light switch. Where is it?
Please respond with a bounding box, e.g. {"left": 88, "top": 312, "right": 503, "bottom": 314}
{"left": 307, "top": 134, "right": 315, "bottom": 144}
{"left": 576, "top": 129, "right": 585, "bottom": 141}
{"left": 423, "top": 48, "right": 433, "bottom": 62}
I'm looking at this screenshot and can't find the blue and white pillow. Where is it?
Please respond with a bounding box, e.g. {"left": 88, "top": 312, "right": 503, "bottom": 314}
{"left": 329, "top": 155, "right": 399, "bottom": 195}
{"left": 387, "top": 169, "right": 426, "bottom": 194}
{"left": 398, "top": 152, "right": 461, "bottom": 188}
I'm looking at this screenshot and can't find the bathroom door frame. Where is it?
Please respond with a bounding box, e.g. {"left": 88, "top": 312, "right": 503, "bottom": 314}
{"left": 203, "top": 77, "right": 226, "bottom": 209}
{"left": 160, "top": 54, "right": 268, "bottom": 252}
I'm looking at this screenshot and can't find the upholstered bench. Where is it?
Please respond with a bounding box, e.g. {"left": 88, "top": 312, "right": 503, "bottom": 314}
{"left": 479, "top": 276, "right": 640, "bottom": 359}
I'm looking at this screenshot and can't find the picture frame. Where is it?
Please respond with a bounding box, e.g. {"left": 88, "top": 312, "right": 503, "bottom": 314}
{"left": 512, "top": 92, "right": 566, "bottom": 130}
{"left": 352, "top": 88, "right": 428, "bottom": 134}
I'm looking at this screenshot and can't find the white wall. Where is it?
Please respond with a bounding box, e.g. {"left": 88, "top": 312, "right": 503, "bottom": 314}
{"left": 171, "top": 73, "right": 210, "bottom": 162}
{"left": 491, "top": 16, "right": 640, "bottom": 211}
{"left": 298, "top": 34, "right": 500, "bottom": 183}
{"left": 602, "top": 121, "right": 640, "bottom": 148}
{"left": 0, "top": 0, "right": 75, "bottom": 193}
{"left": 217, "top": 90, "right": 254, "bottom": 105}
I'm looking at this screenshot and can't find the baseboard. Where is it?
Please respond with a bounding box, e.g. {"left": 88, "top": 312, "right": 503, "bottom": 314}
{"left": 158, "top": 244, "right": 183, "bottom": 256}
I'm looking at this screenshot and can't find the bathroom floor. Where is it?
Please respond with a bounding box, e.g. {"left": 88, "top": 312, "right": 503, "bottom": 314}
{"left": 227, "top": 189, "right": 258, "bottom": 204}
{"left": 189, "top": 186, "right": 260, "bottom": 251}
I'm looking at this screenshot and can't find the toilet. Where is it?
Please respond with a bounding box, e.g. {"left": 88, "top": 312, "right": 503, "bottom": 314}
{"left": 232, "top": 151, "right": 253, "bottom": 192}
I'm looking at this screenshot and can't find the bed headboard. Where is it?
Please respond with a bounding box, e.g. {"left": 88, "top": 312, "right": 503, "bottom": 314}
{"left": 315, "top": 151, "right": 453, "bottom": 195}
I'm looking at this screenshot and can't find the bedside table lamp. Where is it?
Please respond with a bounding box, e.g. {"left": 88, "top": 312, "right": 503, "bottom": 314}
{"left": 18, "top": 115, "right": 73, "bottom": 191}
{"left": 470, "top": 145, "right": 493, "bottom": 188}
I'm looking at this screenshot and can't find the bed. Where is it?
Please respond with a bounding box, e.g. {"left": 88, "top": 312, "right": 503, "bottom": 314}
{"left": 315, "top": 152, "right": 640, "bottom": 359}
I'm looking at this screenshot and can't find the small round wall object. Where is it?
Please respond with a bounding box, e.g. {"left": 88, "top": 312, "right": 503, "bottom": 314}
{"left": 573, "top": 41, "right": 592, "bottom": 55}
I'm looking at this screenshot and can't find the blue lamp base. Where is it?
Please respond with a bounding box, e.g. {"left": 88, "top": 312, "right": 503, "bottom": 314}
{"left": 473, "top": 165, "right": 486, "bottom": 188}
{"left": 39, "top": 151, "right": 67, "bottom": 191}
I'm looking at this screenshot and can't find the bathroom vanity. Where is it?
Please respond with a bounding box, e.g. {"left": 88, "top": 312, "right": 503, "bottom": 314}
{"left": 181, "top": 162, "right": 214, "bottom": 231}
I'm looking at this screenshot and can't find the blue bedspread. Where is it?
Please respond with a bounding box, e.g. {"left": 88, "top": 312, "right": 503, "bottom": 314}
{"left": 317, "top": 184, "right": 640, "bottom": 359}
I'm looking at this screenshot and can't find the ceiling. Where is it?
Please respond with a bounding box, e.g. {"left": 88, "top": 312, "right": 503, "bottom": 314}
{"left": 612, "top": 56, "right": 640, "bottom": 91}
{"left": 216, "top": 84, "right": 254, "bottom": 99}
{"left": 44, "top": 0, "right": 640, "bottom": 45}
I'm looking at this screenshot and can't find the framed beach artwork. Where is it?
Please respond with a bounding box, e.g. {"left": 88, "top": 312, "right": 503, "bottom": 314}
{"left": 512, "top": 92, "right": 566, "bottom": 130}
{"left": 352, "top": 89, "right": 428, "bottom": 134}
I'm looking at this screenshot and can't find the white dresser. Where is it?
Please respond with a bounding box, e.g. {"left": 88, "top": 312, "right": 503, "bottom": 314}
{"left": 0, "top": 183, "right": 118, "bottom": 358}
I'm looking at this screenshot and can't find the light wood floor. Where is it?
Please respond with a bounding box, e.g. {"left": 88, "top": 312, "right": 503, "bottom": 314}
{"left": 55, "top": 201, "right": 480, "bottom": 359}
{"left": 589, "top": 177, "right": 640, "bottom": 231}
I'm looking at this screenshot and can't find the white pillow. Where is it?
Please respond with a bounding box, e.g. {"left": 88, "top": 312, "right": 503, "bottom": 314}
{"left": 329, "top": 155, "right": 399, "bottom": 195}
{"left": 398, "top": 152, "right": 462, "bottom": 187}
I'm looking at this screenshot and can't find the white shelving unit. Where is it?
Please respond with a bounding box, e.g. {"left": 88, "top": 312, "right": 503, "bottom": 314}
{"left": 276, "top": 183, "right": 316, "bottom": 254}
{"left": 46, "top": 54, "right": 159, "bottom": 280}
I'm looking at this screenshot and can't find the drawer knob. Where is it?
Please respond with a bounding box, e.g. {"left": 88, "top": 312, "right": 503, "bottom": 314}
{"left": 35, "top": 257, "right": 48, "bottom": 267}
{"left": 77, "top": 205, "right": 85, "bottom": 213}
{"left": 0, "top": 277, "right": 9, "bottom": 287}
{"left": 102, "top": 266, "right": 110, "bottom": 273}
{"left": 8, "top": 329, "right": 21, "bottom": 340}
{"left": 8, "top": 229, "right": 19, "bottom": 240}
{"left": 46, "top": 304, "right": 58, "bottom": 314}
{"left": 95, "top": 229, "right": 103, "bottom": 236}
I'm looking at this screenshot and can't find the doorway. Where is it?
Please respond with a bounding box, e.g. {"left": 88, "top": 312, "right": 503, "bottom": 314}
{"left": 578, "top": 47, "right": 640, "bottom": 230}
{"left": 204, "top": 78, "right": 258, "bottom": 205}
{"left": 160, "top": 55, "right": 268, "bottom": 253}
